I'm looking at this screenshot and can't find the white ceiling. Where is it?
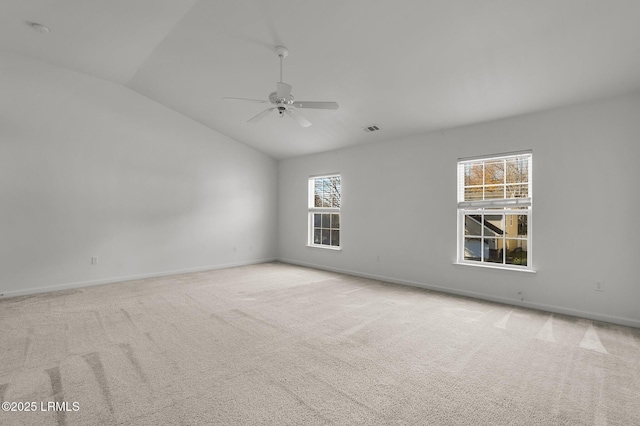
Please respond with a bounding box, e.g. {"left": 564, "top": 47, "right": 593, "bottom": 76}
{"left": 3, "top": 0, "right": 640, "bottom": 159}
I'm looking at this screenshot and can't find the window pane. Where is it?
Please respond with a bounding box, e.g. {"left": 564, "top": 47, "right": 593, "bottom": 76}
{"left": 321, "top": 214, "right": 331, "bottom": 228}
{"left": 484, "top": 160, "right": 504, "bottom": 185}
{"left": 331, "top": 214, "right": 340, "bottom": 229}
{"left": 505, "top": 240, "right": 527, "bottom": 266}
{"left": 314, "top": 181, "right": 323, "bottom": 207}
{"left": 517, "top": 215, "right": 528, "bottom": 236}
{"left": 464, "top": 215, "right": 482, "bottom": 236}
{"left": 330, "top": 194, "right": 340, "bottom": 208}
{"left": 484, "top": 214, "right": 504, "bottom": 233}
{"left": 483, "top": 238, "right": 502, "bottom": 263}
{"left": 321, "top": 229, "right": 331, "bottom": 245}
{"left": 330, "top": 177, "right": 341, "bottom": 207}
{"left": 484, "top": 214, "right": 504, "bottom": 237}
{"left": 316, "top": 178, "right": 326, "bottom": 207}
{"left": 464, "top": 237, "right": 485, "bottom": 261}
{"left": 506, "top": 215, "right": 527, "bottom": 237}
{"left": 464, "top": 163, "right": 483, "bottom": 186}
{"left": 484, "top": 185, "right": 505, "bottom": 199}
{"left": 314, "top": 214, "right": 321, "bottom": 228}
{"left": 505, "top": 183, "right": 528, "bottom": 199}
{"left": 506, "top": 158, "right": 528, "bottom": 183}
{"left": 331, "top": 230, "right": 340, "bottom": 246}
{"left": 314, "top": 229, "right": 322, "bottom": 244}
{"left": 464, "top": 187, "right": 483, "bottom": 201}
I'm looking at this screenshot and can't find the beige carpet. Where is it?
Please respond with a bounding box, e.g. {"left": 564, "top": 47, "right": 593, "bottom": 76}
{"left": 1, "top": 262, "right": 639, "bottom": 425}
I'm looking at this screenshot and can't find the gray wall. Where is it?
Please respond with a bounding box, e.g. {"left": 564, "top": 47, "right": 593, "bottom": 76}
{"left": 3, "top": 48, "right": 639, "bottom": 328}
{"left": 278, "top": 92, "right": 640, "bottom": 327}
{"left": 1, "top": 52, "right": 278, "bottom": 296}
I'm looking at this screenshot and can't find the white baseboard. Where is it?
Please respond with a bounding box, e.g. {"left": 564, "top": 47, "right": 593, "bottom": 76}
{"left": 278, "top": 258, "right": 640, "bottom": 329}
{"left": 0, "top": 258, "right": 277, "bottom": 299}
{"left": 5, "top": 257, "right": 637, "bottom": 329}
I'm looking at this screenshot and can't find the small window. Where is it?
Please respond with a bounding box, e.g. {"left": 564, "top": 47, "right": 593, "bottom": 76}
{"left": 457, "top": 152, "right": 532, "bottom": 270}
{"left": 308, "top": 175, "right": 341, "bottom": 248}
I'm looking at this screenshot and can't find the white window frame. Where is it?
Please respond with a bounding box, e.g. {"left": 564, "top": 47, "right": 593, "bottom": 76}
{"left": 457, "top": 152, "right": 533, "bottom": 271}
{"left": 308, "top": 174, "right": 341, "bottom": 250}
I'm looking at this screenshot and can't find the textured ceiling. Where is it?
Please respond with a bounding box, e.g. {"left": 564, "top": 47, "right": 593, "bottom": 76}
{"left": 3, "top": 0, "right": 640, "bottom": 159}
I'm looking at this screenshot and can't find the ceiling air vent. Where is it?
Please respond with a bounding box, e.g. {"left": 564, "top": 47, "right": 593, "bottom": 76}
{"left": 363, "top": 124, "right": 380, "bottom": 132}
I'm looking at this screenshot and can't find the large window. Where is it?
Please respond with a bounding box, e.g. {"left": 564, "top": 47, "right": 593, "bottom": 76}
{"left": 308, "top": 174, "right": 341, "bottom": 248}
{"left": 457, "top": 152, "right": 532, "bottom": 270}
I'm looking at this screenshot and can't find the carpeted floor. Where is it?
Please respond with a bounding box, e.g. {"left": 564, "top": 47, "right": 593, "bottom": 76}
{"left": 1, "top": 262, "right": 639, "bottom": 425}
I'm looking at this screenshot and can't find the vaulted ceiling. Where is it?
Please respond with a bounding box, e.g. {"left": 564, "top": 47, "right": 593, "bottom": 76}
{"left": 3, "top": 0, "right": 640, "bottom": 159}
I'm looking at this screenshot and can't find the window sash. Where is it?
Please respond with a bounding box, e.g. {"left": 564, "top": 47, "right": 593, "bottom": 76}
{"left": 309, "top": 174, "right": 341, "bottom": 209}
{"left": 458, "top": 153, "right": 532, "bottom": 204}
{"left": 309, "top": 212, "right": 341, "bottom": 247}
{"left": 459, "top": 208, "right": 531, "bottom": 267}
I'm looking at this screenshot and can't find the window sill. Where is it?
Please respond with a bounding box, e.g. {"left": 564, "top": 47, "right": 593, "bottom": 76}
{"left": 453, "top": 262, "right": 536, "bottom": 273}
{"left": 307, "top": 244, "right": 342, "bottom": 251}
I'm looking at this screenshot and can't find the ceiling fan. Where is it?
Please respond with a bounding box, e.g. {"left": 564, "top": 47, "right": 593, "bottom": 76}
{"left": 224, "top": 46, "right": 338, "bottom": 127}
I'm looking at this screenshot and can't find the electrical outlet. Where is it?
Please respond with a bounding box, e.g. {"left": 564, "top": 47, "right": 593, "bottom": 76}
{"left": 91, "top": 256, "right": 99, "bottom": 265}
{"left": 595, "top": 282, "right": 604, "bottom": 291}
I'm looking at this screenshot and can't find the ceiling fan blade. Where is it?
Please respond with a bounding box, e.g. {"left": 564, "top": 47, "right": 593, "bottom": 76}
{"left": 247, "top": 108, "right": 275, "bottom": 123}
{"left": 223, "top": 97, "right": 269, "bottom": 104}
{"left": 277, "top": 82, "right": 292, "bottom": 100}
{"left": 292, "top": 101, "right": 339, "bottom": 110}
{"left": 286, "top": 108, "right": 312, "bottom": 128}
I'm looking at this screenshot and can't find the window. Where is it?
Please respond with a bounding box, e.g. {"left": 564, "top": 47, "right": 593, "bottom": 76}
{"left": 457, "top": 152, "right": 532, "bottom": 270}
{"left": 308, "top": 174, "right": 341, "bottom": 248}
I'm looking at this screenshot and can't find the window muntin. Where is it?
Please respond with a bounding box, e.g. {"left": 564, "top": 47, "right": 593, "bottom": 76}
{"left": 458, "top": 153, "right": 532, "bottom": 270}
{"left": 309, "top": 175, "right": 341, "bottom": 248}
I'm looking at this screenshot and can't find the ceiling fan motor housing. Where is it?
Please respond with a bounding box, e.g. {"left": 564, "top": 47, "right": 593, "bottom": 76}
{"left": 275, "top": 46, "right": 289, "bottom": 58}
{"left": 269, "top": 91, "right": 293, "bottom": 104}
